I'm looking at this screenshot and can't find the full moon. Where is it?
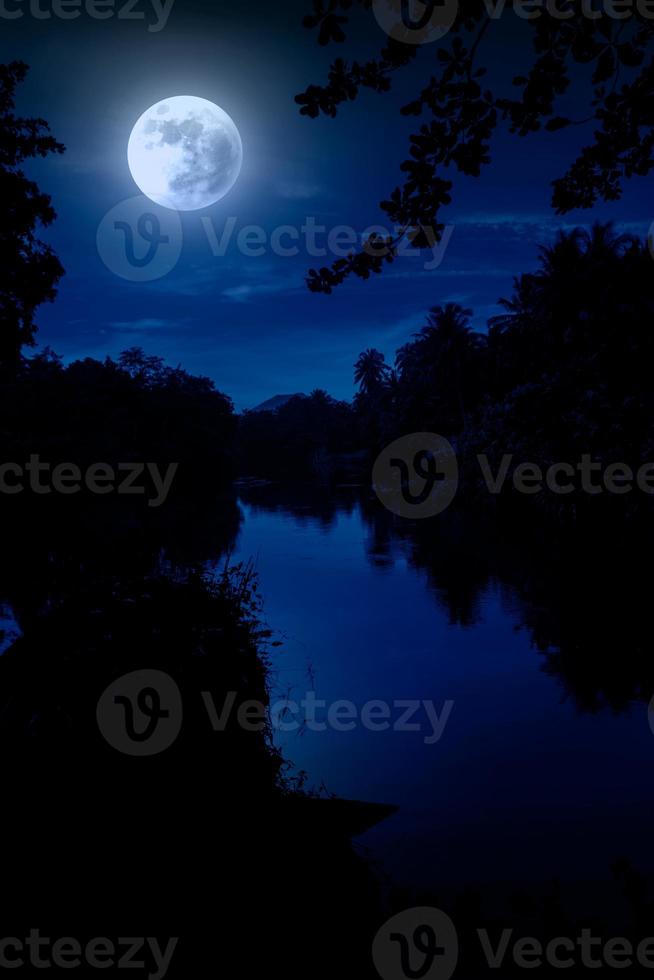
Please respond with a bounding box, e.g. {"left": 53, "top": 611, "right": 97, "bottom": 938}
{"left": 127, "top": 96, "right": 243, "bottom": 211}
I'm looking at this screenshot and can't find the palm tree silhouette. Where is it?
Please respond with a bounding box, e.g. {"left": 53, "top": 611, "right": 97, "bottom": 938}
{"left": 354, "top": 348, "right": 389, "bottom": 395}
{"left": 396, "top": 303, "right": 481, "bottom": 431}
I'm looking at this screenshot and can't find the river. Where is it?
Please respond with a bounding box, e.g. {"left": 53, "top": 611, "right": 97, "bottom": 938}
{"left": 232, "top": 484, "right": 654, "bottom": 915}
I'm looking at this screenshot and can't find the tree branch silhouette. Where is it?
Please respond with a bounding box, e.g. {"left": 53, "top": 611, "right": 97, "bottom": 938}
{"left": 296, "top": 0, "right": 654, "bottom": 292}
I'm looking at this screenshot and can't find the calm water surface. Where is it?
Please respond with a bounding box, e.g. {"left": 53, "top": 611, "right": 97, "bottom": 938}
{"left": 232, "top": 486, "right": 654, "bottom": 911}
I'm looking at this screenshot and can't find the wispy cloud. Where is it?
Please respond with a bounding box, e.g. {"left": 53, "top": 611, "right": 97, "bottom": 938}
{"left": 458, "top": 212, "right": 552, "bottom": 228}
{"left": 457, "top": 212, "right": 650, "bottom": 237}
{"left": 107, "top": 318, "right": 178, "bottom": 332}
{"left": 222, "top": 278, "right": 301, "bottom": 303}
{"left": 382, "top": 266, "right": 513, "bottom": 282}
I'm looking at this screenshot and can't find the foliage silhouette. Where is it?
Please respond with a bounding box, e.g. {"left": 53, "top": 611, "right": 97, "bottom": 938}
{"left": 2, "top": 52, "right": 653, "bottom": 971}
{"left": 239, "top": 389, "right": 360, "bottom": 479}
{"left": 0, "top": 71, "right": 388, "bottom": 961}
{"left": 0, "top": 62, "right": 64, "bottom": 369}
{"left": 347, "top": 225, "right": 654, "bottom": 507}
{"left": 0, "top": 565, "right": 385, "bottom": 978}
{"left": 297, "top": 1, "right": 654, "bottom": 291}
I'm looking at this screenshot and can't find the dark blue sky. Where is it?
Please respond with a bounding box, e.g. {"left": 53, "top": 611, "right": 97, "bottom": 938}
{"left": 1, "top": 0, "right": 651, "bottom": 408}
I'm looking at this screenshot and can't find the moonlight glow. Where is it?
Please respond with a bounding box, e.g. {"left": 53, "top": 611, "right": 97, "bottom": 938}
{"left": 127, "top": 96, "right": 243, "bottom": 211}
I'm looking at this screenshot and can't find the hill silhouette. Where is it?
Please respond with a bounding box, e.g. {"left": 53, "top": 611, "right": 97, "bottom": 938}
{"left": 250, "top": 392, "right": 305, "bottom": 412}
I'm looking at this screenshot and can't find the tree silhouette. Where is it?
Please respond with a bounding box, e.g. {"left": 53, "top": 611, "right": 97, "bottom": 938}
{"left": 488, "top": 222, "right": 649, "bottom": 386}
{"left": 393, "top": 302, "right": 482, "bottom": 431}
{"left": 354, "top": 347, "right": 390, "bottom": 394}
{"left": 297, "top": 1, "right": 654, "bottom": 291}
{"left": 239, "top": 389, "right": 358, "bottom": 477}
{"left": 0, "top": 62, "right": 64, "bottom": 371}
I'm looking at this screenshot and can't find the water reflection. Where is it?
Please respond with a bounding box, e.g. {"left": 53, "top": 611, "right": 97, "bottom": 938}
{"left": 239, "top": 485, "right": 654, "bottom": 712}
{"left": 2, "top": 479, "right": 653, "bottom": 941}
{"left": 233, "top": 485, "right": 654, "bottom": 912}
{"left": 0, "top": 490, "right": 384, "bottom": 976}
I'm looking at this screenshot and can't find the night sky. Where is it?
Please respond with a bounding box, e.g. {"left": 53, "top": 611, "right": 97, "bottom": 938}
{"left": 1, "top": 0, "right": 650, "bottom": 409}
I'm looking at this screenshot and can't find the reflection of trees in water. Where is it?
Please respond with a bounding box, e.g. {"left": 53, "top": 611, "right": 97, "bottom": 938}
{"left": 1, "top": 466, "right": 650, "bottom": 974}
{"left": 0, "top": 491, "right": 243, "bottom": 632}
{"left": 237, "top": 481, "right": 360, "bottom": 531}
{"left": 389, "top": 507, "right": 654, "bottom": 714}
{"left": 0, "top": 488, "right": 386, "bottom": 977}
{"left": 361, "top": 497, "right": 497, "bottom": 626}
{"left": 0, "top": 560, "right": 383, "bottom": 977}
{"left": 0, "top": 362, "right": 382, "bottom": 975}
{"left": 504, "top": 524, "right": 654, "bottom": 714}
{"left": 240, "top": 486, "right": 654, "bottom": 716}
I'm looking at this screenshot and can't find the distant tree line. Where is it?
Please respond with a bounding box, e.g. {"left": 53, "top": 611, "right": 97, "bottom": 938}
{"left": 239, "top": 390, "right": 359, "bottom": 479}
{"left": 0, "top": 347, "right": 237, "bottom": 502}
{"left": 241, "top": 223, "right": 654, "bottom": 521}
{"left": 353, "top": 224, "right": 654, "bottom": 488}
